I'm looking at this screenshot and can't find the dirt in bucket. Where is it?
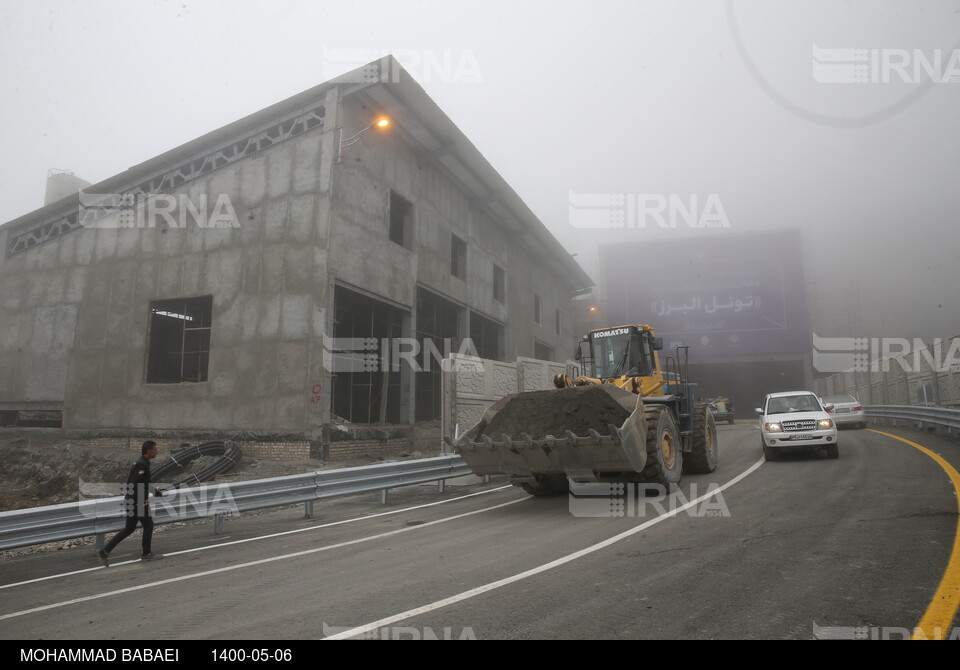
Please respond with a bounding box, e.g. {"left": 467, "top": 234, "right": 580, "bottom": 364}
{"left": 479, "top": 385, "right": 638, "bottom": 440}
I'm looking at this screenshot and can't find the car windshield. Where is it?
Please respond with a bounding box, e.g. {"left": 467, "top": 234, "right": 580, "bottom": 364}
{"left": 766, "top": 395, "right": 822, "bottom": 414}
{"left": 823, "top": 395, "right": 857, "bottom": 404}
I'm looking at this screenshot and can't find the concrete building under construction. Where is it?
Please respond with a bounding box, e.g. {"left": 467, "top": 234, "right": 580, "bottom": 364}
{"left": 0, "top": 57, "right": 592, "bottom": 457}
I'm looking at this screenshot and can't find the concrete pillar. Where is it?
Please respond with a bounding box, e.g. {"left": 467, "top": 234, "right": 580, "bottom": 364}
{"left": 318, "top": 85, "right": 342, "bottom": 429}
{"left": 400, "top": 309, "right": 415, "bottom": 424}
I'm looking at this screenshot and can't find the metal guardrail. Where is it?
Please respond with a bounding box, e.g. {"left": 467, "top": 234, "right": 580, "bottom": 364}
{"left": 866, "top": 405, "right": 960, "bottom": 432}
{"left": 0, "top": 455, "right": 475, "bottom": 552}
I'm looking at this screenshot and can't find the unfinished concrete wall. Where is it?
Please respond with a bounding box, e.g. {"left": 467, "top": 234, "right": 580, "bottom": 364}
{"left": 328, "top": 96, "right": 582, "bottom": 368}
{"left": 0, "top": 234, "right": 80, "bottom": 407}
{"left": 0, "top": 125, "right": 333, "bottom": 435}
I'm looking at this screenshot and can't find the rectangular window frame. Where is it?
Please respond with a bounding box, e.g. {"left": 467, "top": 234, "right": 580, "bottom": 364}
{"left": 493, "top": 264, "right": 505, "bottom": 302}
{"left": 451, "top": 234, "right": 467, "bottom": 280}
{"left": 145, "top": 295, "right": 213, "bottom": 384}
{"left": 389, "top": 191, "right": 414, "bottom": 249}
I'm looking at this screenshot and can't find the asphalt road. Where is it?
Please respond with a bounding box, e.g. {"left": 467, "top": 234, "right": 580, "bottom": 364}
{"left": 2, "top": 423, "right": 958, "bottom": 641}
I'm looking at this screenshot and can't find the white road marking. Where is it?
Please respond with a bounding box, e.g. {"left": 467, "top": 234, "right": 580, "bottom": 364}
{"left": 325, "top": 458, "right": 766, "bottom": 639}
{"left": 0, "top": 486, "right": 513, "bottom": 592}
{"left": 0, "top": 495, "right": 526, "bottom": 621}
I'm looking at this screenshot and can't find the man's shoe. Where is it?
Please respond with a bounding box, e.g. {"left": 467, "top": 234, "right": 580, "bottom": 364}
{"left": 140, "top": 552, "right": 164, "bottom": 561}
{"left": 96, "top": 549, "right": 109, "bottom": 567}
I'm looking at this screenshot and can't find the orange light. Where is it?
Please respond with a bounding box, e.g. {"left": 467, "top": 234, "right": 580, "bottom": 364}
{"left": 374, "top": 117, "right": 390, "bottom": 129}
{"left": 588, "top": 306, "right": 597, "bottom": 313}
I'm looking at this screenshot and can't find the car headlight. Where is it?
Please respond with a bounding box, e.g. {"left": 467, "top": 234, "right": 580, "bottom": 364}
{"left": 764, "top": 422, "right": 782, "bottom": 432}
{"left": 818, "top": 419, "right": 834, "bottom": 428}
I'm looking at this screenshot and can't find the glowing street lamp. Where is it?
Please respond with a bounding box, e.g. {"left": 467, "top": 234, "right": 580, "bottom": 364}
{"left": 336, "top": 117, "right": 391, "bottom": 164}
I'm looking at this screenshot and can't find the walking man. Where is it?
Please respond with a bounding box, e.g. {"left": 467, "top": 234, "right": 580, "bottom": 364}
{"left": 97, "top": 440, "right": 164, "bottom": 566}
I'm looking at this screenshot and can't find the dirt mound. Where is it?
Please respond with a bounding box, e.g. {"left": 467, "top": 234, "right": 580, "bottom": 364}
{"left": 0, "top": 438, "right": 311, "bottom": 512}
{"left": 478, "top": 385, "right": 638, "bottom": 440}
{"left": 0, "top": 439, "right": 134, "bottom": 510}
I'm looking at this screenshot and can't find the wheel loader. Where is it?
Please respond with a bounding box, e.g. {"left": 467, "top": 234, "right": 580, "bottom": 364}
{"left": 444, "top": 324, "right": 718, "bottom": 496}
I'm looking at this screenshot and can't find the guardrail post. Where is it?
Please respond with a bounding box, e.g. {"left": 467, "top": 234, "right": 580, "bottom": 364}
{"left": 380, "top": 489, "right": 388, "bottom": 505}
{"left": 94, "top": 492, "right": 110, "bottom": 550}
{"left": 304, "top": 500, "right": 314, "bottom": 518}
{"left": 437, "top": 479, "right": 445, "bottom": 494}
{"left": 214, "top": 512, "right": 224, "bottom": 535}
{"left": 483, "top": 475, "right": 491, "bottom": 484}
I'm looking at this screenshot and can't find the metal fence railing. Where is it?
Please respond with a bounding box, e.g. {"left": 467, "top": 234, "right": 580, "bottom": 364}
{"left": 0, "top": 455, "right": 476, "bottom": 552}
{"left": 866, "top": 405, "right": 960, "bottom": 432}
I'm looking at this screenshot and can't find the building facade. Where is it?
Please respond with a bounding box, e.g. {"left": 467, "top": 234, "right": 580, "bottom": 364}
{"left": 0, "top": 57, "right": 592, "bottom": 449}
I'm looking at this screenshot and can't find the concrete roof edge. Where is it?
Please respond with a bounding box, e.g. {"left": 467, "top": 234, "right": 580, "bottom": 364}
{"left": 2, "top": 55, "right": 596, "bottom": 293}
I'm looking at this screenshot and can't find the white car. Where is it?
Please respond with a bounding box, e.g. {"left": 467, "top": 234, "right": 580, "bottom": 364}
{"left": 820, "top": 394, "right": 867, "bottom": 429}
{"left": 756, "top": 391, "right": 839, "bottom": 460}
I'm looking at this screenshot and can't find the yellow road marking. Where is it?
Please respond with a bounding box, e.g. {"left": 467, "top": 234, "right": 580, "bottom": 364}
{"left": 869, "top": 429, "right": 960, "bottom": 640}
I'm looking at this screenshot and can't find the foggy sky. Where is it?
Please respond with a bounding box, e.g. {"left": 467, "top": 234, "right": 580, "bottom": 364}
{"left": 1, "top": 0, "right": 958, "bottom": 341}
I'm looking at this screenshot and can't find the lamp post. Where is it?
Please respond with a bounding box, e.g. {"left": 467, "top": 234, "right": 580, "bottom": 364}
{"left": 335, "top": 117, "right": 391, "bottom": 164}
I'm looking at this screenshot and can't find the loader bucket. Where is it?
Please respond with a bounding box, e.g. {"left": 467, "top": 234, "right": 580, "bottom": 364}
{"left": 448, "top": 385, "right": 648, "bottom": 483}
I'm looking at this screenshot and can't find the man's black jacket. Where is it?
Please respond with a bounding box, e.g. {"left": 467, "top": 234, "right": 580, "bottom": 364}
{"left": 123, "top": 456, "right": 155, "bottom": 515}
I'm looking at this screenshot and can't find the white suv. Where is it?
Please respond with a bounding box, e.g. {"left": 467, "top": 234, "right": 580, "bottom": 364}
{"left": 756, "top": 391, "right": 839, "bottom": 460}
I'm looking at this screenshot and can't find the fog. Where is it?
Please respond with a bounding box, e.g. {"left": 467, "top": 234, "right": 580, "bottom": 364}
{"left": 1, "top": 0, "right": 958, "bottom": 341}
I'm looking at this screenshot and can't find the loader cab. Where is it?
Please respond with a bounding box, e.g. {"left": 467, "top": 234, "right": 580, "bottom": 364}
{"left": 587, "top": 325, "right": 662, "bottom": 379}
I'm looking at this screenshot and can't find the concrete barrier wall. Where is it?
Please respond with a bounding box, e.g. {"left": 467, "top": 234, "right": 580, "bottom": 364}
{"left": 812, "top": 334, "right": 960, "bottom": 407}
{"left": 440, "top": 355, "right": 573, "bottom": 442}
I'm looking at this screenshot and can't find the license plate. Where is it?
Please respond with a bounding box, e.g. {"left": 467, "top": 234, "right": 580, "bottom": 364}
{"left": 836, "top": 408, "right": 850, "bottom": 413}
{"left": 790, "top": 434, "right": 812, "bottom": 440}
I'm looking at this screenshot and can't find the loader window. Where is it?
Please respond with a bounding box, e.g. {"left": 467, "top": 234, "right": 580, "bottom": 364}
{"left": 591, "top": 332, "right": 630, "bottom": 378}
{"left": 591, "top": 330, "right": 652, "bottom": 379}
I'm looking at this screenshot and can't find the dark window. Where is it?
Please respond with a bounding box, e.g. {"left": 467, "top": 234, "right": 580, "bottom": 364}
{"left": 146, "top": 296, "right": 212, "bottom": 383}
{"left": 555, "top": 308, "right": 562, "bottom": 336}
{"left": 534, "top": 341, "right": 555, "bottom": 362}
{"left": 534, "top": 293, "right": 542, "bottom": 324}
{"left": 332, "top": 286, "right": 404, "bottom": 424}
{"left": 469, "top": 311, "right": 503, "bottom": 361}
{"left": 390, "top": 191, "right": 413, "bottom": 248}
{"left": 493, "top": 264, "right": 505, "bottom": 302}
{"left": 451, "top": 234, "right": 467, "bottom": 279}
{"left": 416, "top": 289, "right": 463, "bottom": 421}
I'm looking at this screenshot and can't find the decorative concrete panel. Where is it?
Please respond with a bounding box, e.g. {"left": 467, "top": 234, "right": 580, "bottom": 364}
{"left": 938, "top": 375, "right": 951, "bottom": 403}
{"left": 519, "top": 361, "right": 541, "bottom": 392}
{"left": 456, "top": 401, "right": 486, "bottom": 434}
{"left": 493, "top": 364, "right": 516, "bottom": 397}
{"left": 457, "top": 367, "right": 485, "bottom": 396}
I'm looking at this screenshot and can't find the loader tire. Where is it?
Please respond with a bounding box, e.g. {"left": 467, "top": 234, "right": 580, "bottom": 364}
{"left": 520, "top": 474, "right": 569, "bottom": 497}
{"left": 641, "top": 406, "right": 683, "bottom": 486}
{"left": 684, "top": 402, "right": 719, "bottom": 474}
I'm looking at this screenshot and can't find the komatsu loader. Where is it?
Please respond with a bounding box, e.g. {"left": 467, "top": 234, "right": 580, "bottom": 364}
{"left": 444, "top": 324, "right": 718, "bottom": 496}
